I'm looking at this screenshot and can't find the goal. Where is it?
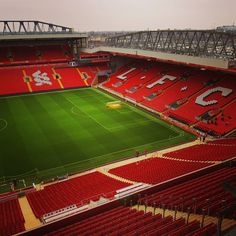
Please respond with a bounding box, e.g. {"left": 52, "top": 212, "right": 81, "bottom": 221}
{"left": 106, "top": 101, "right": 123, "bottom": 109}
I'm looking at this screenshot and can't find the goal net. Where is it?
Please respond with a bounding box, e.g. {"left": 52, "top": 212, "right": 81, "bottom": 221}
{"left": 106, "top": 101, "right": 123, "bottom": 109}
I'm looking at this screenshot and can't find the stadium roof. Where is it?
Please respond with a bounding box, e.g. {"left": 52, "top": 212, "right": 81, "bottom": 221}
{"left": 105, "top": 30, "right": 236, "bottom": 60}
{"left": 0, "top": 20, "right": 87, "bottom": 41}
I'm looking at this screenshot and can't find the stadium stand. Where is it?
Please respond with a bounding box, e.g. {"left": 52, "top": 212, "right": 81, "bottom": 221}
{"left": 54, "top": 67, "right": 88, "bottom": 88}
{"left": 0, "top": 65, "right": 96, "bottom": 96}
{"left": 102, "top": 61, "right": 236, "bottom": 136}
{"left": 24, "top": 66, "right": 62, "bottom": 92}
{"left": 164, "top": 139, "right": 236, "bottom": 161}
{"left": 195, "top": 101, "right": 236, "bottom": 136}
{"left": 142, "top": 72, "right": 211, "bottom": 112}
{"left": 0, "top": 67, "right": 29, "bottom": 95}
{"left": 0, "top": 47, "right": 11, "bottom": 64}
{"left": 171, "top": 76, "right": 236, "bottom": 125}
{"left": 0, "top": 198, "right": 25, "bottom": 236}
{"left": 111, "top": 65, "right": 162, "bottom": 96}
{"left": 38, "top": 45, "right": 72, "bottom": 62}
{"left": 138, "top": 167, "right": 236, "bottom": 217}
{"left": 44, "top": 206, "right": 216, "bottom": 236}
{"left": 109, "top": 158, "right": 211, "bottom": 184}
{"left": 75, "top": 66, "right": 96, "bottom": 85}
{"left": 208, "top": 138, "right": 236, "bottom": 145}
{"left": 10, "top": 46, "right": 38, "bottom": 63}
{"left": 26, "top": 172, "right": 130, "bottom": 218}
{"left": 102, "top": 64, "right": 143, "bottom": 91}
{"left": 0, "top": 45, "right": 72, "bottom": 65}
{"left": 0, "top": 35, "right": 235, "bottom": 235}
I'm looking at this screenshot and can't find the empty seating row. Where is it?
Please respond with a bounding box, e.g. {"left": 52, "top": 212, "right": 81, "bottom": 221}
{"left": 0, "top": 198, "right": 25, "bottom": 236}
{"left": 138, "top": 167, "right": 236, "bottom": 217}
{"left": 45, "top": 205, "right": 216, "bottom": 236}
{"left": 165, "top": 138, "right": 236, "bottom": 161}
{"left": 26, "top": 171, "right": 130, "bottom": 218}
{"left": 109, "top": 157, "right": 210, "bottom": 184}
{"left": 208, "top": 138, "right": 236, "bottom": 145}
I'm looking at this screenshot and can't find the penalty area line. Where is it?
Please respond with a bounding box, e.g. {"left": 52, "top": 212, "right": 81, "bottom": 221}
{"left": 66, "top": 98, "right": 111, "bottom": 132}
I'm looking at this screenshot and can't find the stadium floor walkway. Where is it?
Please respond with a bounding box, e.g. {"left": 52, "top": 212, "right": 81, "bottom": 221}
{"left": 157, "top": 139, "right": 202, "bottom": 157}
{"left": 98, "top": 170, "right": 136, "bottom": 184}
{"left": 19, "top": 197, "right": 41, "bottom": 230}
{"left": 96, "top": 139, "right": 214, "bottom": 174}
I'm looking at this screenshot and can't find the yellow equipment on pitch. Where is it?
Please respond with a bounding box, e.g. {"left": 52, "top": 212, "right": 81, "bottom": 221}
{"left": 106, "top": 101, "right": 123, "bottom": 109}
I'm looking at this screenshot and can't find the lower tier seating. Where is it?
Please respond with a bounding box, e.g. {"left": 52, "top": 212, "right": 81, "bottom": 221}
{"left": 0, "top": 198, "right": 25, "bottom": 236}
{"left": 165, "top": 139, "right": 236, "bottom": 161}
{"left": 170, "top": 77, "right": 236, "bottom": 125}
{"left": 109, "top": 158, "right": 210, "bottom": 184}
{"left": 142, "top": 73, "right": 210, "bottom": 112}
{"left": 195, "top": 101, "right": 236, "bottom": 136}
{"left": 26, "top": 172, "right": 130, "bottom": 218}
{"left": 139, "top": 167, "right": 236, "bottom": 217}
{"left": 54, "top": 67, "right": 88, "bottom": 88}
{"left": 103, "top": 61, "right": 236, "bottom": 136}
{"left": 0, "top": 65, "right": 96, "bottom": 96}
{"left": 208, "top": 138, "right": 236, "bottom": 145}
{"left": 0, "top": 67, "right": 29, "bottom": 95}
{"left": 45, "top": 206, "right": 216, "bottom": 236}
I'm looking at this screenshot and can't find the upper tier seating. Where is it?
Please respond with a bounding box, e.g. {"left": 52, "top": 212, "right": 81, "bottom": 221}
{"left": 165, "top": 138, "right": 236, "bottom": 161}
{"left": 0, "top": 47, "right": 11, "bottom": 64}
{"left": 139, "top": 167, "right": 236, "bottom": 217}
{"left": 0, "top": 198, "right": 25, "bottom": 236}
{"left": 10, "top": 46, "right": 38, "bottom": 63}
{"left": 38, "top": 45, "right": 72, "bottom": 62}
{"left": 26, "top": 172, "right": 130, "bottom": 218}
{"left": 0, "top": 45, "right": 72, "bottom": 65}
{"left": 109, "top": 158, "right": 210, "bottom": 184}
{"left": 45, "top": 206, "right": 215, "bottom": 236}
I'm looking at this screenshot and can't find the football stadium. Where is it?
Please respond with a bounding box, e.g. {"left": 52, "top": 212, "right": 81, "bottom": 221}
{"left": 0, "top": 2, "right": 236, "bottom": 236}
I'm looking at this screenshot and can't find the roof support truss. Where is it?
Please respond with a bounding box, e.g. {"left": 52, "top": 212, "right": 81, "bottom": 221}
{"left": 105, "top": 30, "right": 236, "bottom": 59}
{"left": 0, "top": 21, "right": 72, "bottom": 34}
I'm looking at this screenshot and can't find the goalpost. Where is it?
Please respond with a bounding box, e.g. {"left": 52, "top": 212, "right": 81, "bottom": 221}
{"left": 106, "top": 101, "right": 123, "bottom": 109}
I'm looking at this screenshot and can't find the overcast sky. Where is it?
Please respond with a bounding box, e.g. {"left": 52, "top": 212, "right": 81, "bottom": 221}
{"left": 0, "top": 0, "right": 235, "bottom": 31}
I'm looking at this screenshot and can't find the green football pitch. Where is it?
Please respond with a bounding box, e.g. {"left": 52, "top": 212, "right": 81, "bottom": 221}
{"left": 0, "top": 88, "right": 195, "bottom": 183}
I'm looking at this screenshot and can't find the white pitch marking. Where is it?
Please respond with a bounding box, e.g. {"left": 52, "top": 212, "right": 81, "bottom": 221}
{"left": 0, "top": 119, "right": 8, "bottom": 132}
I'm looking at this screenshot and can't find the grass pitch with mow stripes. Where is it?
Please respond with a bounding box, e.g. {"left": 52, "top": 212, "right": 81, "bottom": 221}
{"left": 0, "top": 88, "right": 195, "bottom": 182}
